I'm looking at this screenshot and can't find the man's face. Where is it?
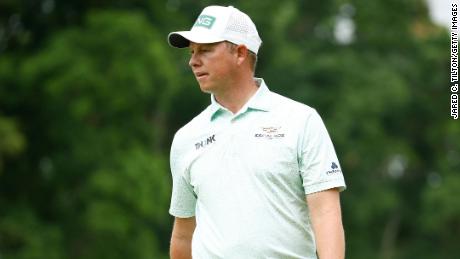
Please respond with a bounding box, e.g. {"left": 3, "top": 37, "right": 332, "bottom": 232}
{"left": 188, "top": 41, "right": 237, "bottom": 94}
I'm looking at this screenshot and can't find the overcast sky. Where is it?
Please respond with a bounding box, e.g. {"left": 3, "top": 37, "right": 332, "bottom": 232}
{"left": 426, "top": 0, "right": 452, "bottom": 28}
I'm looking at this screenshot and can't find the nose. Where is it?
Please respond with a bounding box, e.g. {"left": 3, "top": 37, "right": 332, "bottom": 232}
{"left": 188, "top": 52, "right": 201, "bottom": 68}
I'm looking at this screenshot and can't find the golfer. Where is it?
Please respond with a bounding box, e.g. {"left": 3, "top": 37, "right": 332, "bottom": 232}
{"left": 167, "top": 5, "right": 346, "bottom": 259}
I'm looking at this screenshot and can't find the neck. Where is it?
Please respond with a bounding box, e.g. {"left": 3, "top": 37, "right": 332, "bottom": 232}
{"left": 214, "top": 76, "right": 258, "bottom": 114}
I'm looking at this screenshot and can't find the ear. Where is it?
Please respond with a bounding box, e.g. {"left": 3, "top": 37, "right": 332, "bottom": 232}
{"left": 235, "top": 45, "right": 249, "bottom": 66}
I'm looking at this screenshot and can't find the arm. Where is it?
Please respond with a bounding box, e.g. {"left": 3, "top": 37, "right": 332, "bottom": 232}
{"left": 170, "top": 216, "right": 196, "bottom": 259}
{"left": 306, "top": 188, "right": 345, "bottom": 259}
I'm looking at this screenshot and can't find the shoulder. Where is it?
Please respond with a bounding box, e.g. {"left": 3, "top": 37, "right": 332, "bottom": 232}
{"left": 171, "top": 104, "right": 212, "bottom": 149}
{"left": 264, "top": 90, "right": 329, "bottom": 137}
{"left": 268, "top": 91, "right": 318, "bottom": 120}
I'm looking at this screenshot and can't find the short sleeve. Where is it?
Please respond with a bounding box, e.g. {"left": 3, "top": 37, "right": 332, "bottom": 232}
{"left": 169, "top": 134, "right": 197, "bottom": 218}
{"left": 299, "top": 110, "right": 346, "bottom": 195}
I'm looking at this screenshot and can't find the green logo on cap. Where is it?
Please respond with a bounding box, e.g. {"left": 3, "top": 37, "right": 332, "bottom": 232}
{"left": 194, "top": 15, "right": 216, "bottom": 29}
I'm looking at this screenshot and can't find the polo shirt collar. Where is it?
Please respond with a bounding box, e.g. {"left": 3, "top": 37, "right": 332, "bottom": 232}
{"left": 208, "top": 78, "right": 272, "bottom": 121}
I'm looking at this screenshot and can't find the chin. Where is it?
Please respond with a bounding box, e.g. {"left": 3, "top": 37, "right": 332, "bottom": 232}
{"left": 198, "top": 83, "right": 214, "bottom": 94}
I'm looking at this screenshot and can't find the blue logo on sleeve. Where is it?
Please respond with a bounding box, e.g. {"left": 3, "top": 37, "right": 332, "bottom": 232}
{"left": 327, "top": 162, "right": 341, "bottom": 175}
{"left": 331, "top": 162, "right": 338, "bottom": 169}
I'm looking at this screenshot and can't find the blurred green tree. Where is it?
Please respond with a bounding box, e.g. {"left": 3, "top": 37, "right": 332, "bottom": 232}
{"left": 1, "top": 10, "right": 178, "bottom": 258}
{"left": 0, "top": 0, "right": 458, "bottom": 258}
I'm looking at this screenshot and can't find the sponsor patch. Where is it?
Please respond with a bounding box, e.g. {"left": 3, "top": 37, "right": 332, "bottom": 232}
{"left": 254, "top": 126, "right": 285, "bottom": 140}
{"left": 195, "top": 134, "right": 216, "bottom": 150}
{"left": 194, "top": 15, "right": 216, "bottom": 29}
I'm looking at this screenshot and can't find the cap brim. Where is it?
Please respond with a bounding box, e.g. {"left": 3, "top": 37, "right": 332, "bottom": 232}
{"left": 168, "top": 31, "right": 225, "bottom": 48}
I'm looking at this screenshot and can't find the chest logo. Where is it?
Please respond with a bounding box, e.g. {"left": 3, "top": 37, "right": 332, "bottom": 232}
{"left": 254, "top": 126, "right": 285, "bottom": 139}
{"left": 195, "top": 134, "right": 216, "bottom": 150}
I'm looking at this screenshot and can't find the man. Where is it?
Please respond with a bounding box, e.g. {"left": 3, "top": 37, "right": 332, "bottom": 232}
{"left": 167, "top": 5, "right": 346, "bottom": 259}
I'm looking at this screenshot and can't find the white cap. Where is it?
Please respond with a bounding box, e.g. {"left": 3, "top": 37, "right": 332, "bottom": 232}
{"left": 168, "top": 5, "right": 262, "bottom": 54}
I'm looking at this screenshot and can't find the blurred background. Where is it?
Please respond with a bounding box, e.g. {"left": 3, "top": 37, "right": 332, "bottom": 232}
{"left": 0, "top": 0, "right": 458, "bottom": 258}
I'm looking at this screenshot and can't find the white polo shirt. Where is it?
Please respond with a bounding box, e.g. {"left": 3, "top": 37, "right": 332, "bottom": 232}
{"left": 169, "top": 78, "right": 346, "bottom": 259}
